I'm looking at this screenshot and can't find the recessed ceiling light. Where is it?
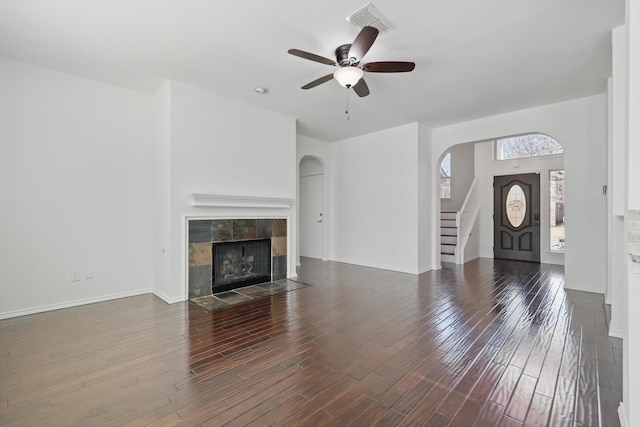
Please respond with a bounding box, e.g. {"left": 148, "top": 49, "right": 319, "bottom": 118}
{"left": 254, "top": 87, "right": 269, "bottom": 94}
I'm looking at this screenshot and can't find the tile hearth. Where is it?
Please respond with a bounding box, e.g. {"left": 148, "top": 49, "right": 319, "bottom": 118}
{"left": 190, "top": 279, "right": 310, "bottom": 312}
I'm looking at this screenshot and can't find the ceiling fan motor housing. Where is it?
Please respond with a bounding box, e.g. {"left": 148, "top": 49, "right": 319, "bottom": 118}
{"left": 335, "top": 44, "right": 356, "bottom": 66}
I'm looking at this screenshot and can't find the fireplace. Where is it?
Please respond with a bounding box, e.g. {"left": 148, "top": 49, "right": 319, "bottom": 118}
{"left": 212, "top": 238, "right": 272, "bottom": 292}
{"left": 188, "top": 218, "right": 287, "bottom": 299}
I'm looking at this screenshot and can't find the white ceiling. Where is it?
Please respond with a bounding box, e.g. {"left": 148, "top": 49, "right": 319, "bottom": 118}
{"left": 0, "top": 0, "right": 625, "bottom": 142}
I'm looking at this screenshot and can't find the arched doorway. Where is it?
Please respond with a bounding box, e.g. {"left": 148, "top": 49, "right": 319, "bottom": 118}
{"left": 299, "top": 156, "right": 324, "bottom": 259}
{"left": 434, "top": 133, "right": 564, "bottom": 267}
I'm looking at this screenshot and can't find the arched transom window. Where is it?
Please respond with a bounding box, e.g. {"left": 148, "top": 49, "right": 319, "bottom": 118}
{"left": 495, "top": 134, "right": 563, "bottom": 160}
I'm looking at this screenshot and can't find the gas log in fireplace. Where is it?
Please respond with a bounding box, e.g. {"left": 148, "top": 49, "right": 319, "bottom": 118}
{"left": 212, "top": 238, "right": 272, "bottom": 293}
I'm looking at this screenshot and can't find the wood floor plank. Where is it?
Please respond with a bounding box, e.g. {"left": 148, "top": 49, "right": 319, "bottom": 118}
{"left": 425, "top": 410, "right": 452, "bottom": 427}
{"left": 504, "top": 373, "right": 538, "bottom": 422}
{"left": 475, "top": 400, "right": 508, "bottom": 427}
{"left": 491, "top": 365, "right": 524, "bottom": 406}
{"left": 347, "top": 388, "right": 402, "bottom": 426}
{"left": 449, "top": 361, "right": 507, "bottom": 425}
{"left": 549, "top": 375, "right": 577, "bottom": 427}
{"left": 525, "top": 392, "right": 553, "bottom": 426}
{"left": 0, "top": 258, "right": 623, "bottom": 427}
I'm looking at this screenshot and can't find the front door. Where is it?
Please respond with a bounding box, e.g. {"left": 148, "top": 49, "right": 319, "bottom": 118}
{"left": 494, "top": 173, "right": 540, "bottom": 262}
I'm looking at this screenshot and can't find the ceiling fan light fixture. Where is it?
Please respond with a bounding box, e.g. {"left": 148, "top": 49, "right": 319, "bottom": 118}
{"left": 333, "top": 66, "right": 364, "bottom": 88}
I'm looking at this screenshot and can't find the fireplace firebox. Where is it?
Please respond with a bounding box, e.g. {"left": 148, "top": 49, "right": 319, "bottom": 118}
{"left": 212, "top": 238, "right": 272, "bottom": 293}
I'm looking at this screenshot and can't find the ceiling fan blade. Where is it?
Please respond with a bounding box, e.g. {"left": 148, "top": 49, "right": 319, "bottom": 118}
{"left": 352, "top": 78, "right": 370, "bottom": 97}
{"left": 362, "top": 61, "right": 416, "bottom": 73}
{"left": 348, "top": 26, "right": 379, "bottom": 61}
{"left": 288, "top": 49, "right": 337, "bottom": 66}
{"left": 301, "top": 73, "right": 334, "bottom": 89}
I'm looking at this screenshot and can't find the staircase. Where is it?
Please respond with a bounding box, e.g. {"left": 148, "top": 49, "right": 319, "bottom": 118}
{"left": 441, "top": 211, "right": 457, "bottom": 263}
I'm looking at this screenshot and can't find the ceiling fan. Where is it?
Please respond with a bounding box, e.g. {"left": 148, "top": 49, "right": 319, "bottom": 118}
{"left": 288, "top": 26, "right": 415, "bottom": 97}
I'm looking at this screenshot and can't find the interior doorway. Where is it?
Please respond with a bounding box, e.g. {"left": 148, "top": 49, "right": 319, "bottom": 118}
{"left": 494, "top": 173, "right": 541, "bottom": 262}
{"left": 299, "top": 156, "right": 324, "bottom": 259}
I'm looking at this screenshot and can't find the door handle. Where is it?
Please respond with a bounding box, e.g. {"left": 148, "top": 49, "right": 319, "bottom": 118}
{"left": 317, "top": 220, "right": 323, "bottom": 223}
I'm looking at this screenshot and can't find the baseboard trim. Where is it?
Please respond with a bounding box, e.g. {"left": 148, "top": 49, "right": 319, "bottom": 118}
{"left": 0, "top": 288, "right": 153, "bottom": 320}
{"left": 618, "top": 402, "right": 628, "bottom": 427}
{"left": 609, "top": 328, "right": 625, "bottom": 339}
{"left": 418, "top": 265, "right": 435, "bottom": 274}
{"left": 464, "top": 255, "right": 480, "bottom": 264}
{"left": 152, "top": 290, "right": 185, "bottom": 304}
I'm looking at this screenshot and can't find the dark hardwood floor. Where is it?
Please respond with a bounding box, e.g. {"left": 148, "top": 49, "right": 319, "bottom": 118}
{"left": 0, "top": 258, "right": 623, "bottom": 426}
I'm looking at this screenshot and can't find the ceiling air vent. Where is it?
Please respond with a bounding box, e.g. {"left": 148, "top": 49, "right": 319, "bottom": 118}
{"left": 346, "top": 3, "right": 396, "bottom": 33}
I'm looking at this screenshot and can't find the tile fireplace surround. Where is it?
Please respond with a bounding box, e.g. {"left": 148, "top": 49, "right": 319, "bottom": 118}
{"left": 188, "top": 218, "right": 287, "bottom": 299}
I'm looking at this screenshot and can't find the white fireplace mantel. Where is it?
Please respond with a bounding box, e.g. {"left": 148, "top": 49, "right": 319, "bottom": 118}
{"left": 187, "top": 193, "right": 294, "bottom": 209}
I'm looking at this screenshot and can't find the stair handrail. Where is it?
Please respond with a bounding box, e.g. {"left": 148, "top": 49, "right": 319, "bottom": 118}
{"left": 455, "top": 177, "right": 480, "bottom": 264}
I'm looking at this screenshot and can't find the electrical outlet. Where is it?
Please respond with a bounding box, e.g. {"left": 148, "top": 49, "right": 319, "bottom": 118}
{"left": 70, "top": 270, "right": 81, "bottom": 282}
{"left": 86, "top": 267, "right": 95, "bottom": 280}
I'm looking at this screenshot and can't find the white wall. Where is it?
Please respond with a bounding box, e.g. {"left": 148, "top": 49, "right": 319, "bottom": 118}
{"left": 431, "top": 95, "right": 608, "bottom": 293}
{"left": 609, "top": 26, "right": 628, "bottom": 337}
{"left": 297, "top": 135, "right": 331, "bottom": 263}
{"left": 627, "top": 1, "right": 640, "bottom": 209}
{"left": 300, "top": 157, "right": 323, "bottom": 177}
{"left": 329, "top": 123, "right": 420, "bottom": 274}
{"left": 440, "top": 143, "right": 475, "bottom": 212}
{"left": 161, "top": 80, "right": 297, "bottom": 301}
{"left": 563, "top": 95, "right": 608, "bottom": 293}
{"left": 297, "top": 123, "right": 434, "bottom": 274}
{"left": 169, "top": 81, "right": 295, "bottom": 202}
{"left": 0, "top": 57, "right": 155, "bottom": 318}
{"left": 622, "top": 1, "right": 640, "bottom": 425}
{"left": 612, "top": 27, "right": 628, "bottom": 217}
{"left": 418, "top": 123, "right": 435, "bottom": 273}
{"left": 152, "top": 81, "right": 172, "bottom": 303}
{"left": 464, "top": 215, "right": 480, "bottom": 263}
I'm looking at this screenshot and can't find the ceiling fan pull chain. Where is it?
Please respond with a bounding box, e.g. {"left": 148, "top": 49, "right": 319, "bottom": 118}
{"left": 345, "top": 88, "right": 350, "bottom": 120}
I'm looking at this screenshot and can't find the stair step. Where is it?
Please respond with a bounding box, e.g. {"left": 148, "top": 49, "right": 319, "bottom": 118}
{"left": 440, "top": 218, "right": 457, "bottom": 228}
{"left": 441, "top": 243, "right": 455, "bottom": 255}
{"left": 441, "top": 228, "right": 458, "bottom": 237}
{"left": 441, "top": 253, "right": 456, "bottom": 263}
{"left": 441, "top": 211, "right": 460, "bottom": 264}
{"left": 441, "top": 235, "right": 457, "bottom": 245}
{"left": 441, "top": 211, "right": 457, "bottom": 220}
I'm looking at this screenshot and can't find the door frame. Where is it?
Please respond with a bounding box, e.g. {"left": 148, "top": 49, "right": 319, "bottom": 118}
{"left": 299, "top": 172, "right": 324, "bottom": 259}
{"left": 297, "top": 155, "right": 330, "bottom": 264}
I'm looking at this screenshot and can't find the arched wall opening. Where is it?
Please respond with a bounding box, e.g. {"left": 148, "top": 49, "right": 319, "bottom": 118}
{"left": 433, "top": 133, "right": 565, "bottom": 268}
{"left": 427, "top": 94, "right": 608, "bottom": 300}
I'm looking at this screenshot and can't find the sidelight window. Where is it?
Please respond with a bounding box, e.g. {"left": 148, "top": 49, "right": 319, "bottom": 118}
{"left": 550, "top": 170, "right": 565, "bottom": 252}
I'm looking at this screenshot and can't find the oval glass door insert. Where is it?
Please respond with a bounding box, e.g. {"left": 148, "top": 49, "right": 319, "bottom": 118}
{"left": 506, "top": 184, "right": 526, "bottom": 227}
